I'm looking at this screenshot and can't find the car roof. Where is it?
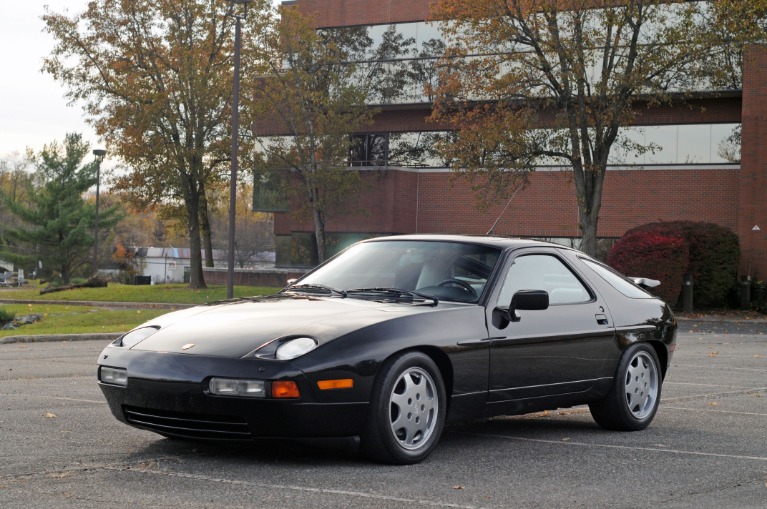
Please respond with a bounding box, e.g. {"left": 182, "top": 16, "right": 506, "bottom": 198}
{"left": 362, "top": 234, "right": 569, "bottom": 252}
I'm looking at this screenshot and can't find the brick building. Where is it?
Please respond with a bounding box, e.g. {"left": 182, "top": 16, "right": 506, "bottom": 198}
{"left": 257, "top": 0, "right": 766, "bottom": 281}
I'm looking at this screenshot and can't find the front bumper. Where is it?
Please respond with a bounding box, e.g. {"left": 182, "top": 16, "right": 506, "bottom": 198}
{"left": 97, "top": 346, "right": 369, "bottom": 441}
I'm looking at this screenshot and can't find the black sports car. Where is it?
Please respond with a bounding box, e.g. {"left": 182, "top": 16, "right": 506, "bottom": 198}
{"left": 97, "top": 235, "right": 676, "bottom": 464}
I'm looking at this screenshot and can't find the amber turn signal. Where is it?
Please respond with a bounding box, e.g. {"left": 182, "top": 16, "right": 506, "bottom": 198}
{"left": 317, "top": 379, "right": 354, "bottom": 390}
{"left": 272, "top": 381, "right": 300, "bottom": 399}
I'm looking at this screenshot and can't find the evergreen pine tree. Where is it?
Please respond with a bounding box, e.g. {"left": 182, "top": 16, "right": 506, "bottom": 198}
{"left": 0, "top": 133, "right": 121, "bottom": 284}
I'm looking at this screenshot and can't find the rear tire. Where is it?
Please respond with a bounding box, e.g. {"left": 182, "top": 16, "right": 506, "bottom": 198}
{"left": 362, "top": 352, "right": 446, "bottom": 464}
{"left": 589, "top": 343, "right": 661, "bottom": 431}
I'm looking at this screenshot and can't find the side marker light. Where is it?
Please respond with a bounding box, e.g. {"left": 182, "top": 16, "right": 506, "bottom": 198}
{"left": 317, "top": 379, "right": 354, "bottom": 390}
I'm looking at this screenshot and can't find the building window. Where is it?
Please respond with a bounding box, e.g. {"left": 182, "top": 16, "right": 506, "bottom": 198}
{"left": 253, "top": 169, "right": 290, "bottom": 212}
{"left": 350, "top": 134, "right": 389, "bottom": 166}
{"left": 608, "top": 123, "right": 741, "bottom": 166}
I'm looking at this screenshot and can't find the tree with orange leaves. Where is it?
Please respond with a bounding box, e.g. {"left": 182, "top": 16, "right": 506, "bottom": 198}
{"left": 251, "top": 8, "right": 412, "bottom": 263}
{"left": 42, "top": 0, "right": 272, "bottom": 288}
{"left": 430, "top": 0, "right": 732, "bottom": 255}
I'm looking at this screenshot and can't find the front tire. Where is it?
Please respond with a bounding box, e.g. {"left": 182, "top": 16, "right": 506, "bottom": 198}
{"left": 589, "top": 343, "right": 662, "bottom": 431}
{"left": 362, "top": 352, "right": 446, "bottom": 464}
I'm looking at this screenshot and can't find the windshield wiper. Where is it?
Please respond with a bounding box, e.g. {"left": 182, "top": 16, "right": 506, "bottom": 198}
{"left": 285, "top": 283, "right": 347, "bottom": 297}
{"left": 346, "top": 287, "right": 438, "bottom": 305}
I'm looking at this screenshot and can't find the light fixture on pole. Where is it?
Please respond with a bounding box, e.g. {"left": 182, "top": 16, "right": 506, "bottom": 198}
{"left": 92, "top": 148, "right": 107, "bottom": 276}
{"left": 227, "top": 0, "right": 254, "bottom": 299}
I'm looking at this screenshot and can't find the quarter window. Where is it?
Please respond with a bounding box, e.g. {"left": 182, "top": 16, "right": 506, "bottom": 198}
{"left": 580, "top": 258, "right": 652, "bottom": 299}
{"left": 497, "top": 254, "right": 591, "bottom": 306}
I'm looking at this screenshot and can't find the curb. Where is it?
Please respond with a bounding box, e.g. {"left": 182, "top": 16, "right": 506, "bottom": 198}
{"left": 0, "top": 299, "right": 193, "bottom": 310}
{"left": 1, "top": 333, "right": 122, "bottom": 345}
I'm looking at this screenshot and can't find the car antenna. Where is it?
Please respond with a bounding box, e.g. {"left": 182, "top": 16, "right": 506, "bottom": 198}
{"left": 486, "top": 185, "right": 522, "bottom": 236}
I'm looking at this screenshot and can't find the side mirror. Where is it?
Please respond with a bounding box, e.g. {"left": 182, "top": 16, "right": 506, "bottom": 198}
{"left": 511, "top": 289, "right": 549, "bottom": 312}
{"left": 286, "top": 278, "right": 298, "bottom": 286}
{"left": 494, "top": 289, "right": 549, "bottom": 325}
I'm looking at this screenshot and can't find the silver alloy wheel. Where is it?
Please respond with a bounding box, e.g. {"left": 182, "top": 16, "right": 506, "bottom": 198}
{"left": 624, "top": 350, "right": 659, "bottom": 419}
{"left": 388, "top": 366, "right": 439, "bottom": 450}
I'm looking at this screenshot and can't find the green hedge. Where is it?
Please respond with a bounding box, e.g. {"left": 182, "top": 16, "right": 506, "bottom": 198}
{"left": 0, "top": 308, "right": 15, "bottom": 326}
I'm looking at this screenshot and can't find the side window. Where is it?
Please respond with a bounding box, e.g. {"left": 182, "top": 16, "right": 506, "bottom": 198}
{"left": 579, "top": 258, "right": 652, "bottom": 299}
{"left": 497, "top": 254, "right": 591, "bottom": 306}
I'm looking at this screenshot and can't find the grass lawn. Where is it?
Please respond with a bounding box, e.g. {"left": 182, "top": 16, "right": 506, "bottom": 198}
{"left": 0, "top": 303, "right": 169, "bottom": 338}
{"left": 0, "top": 283, "right": 281, "bottom": 337}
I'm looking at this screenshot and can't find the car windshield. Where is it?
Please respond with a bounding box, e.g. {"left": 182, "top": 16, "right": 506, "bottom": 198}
{"left": 292, "top": 240, "right": 502, "bottom": 303}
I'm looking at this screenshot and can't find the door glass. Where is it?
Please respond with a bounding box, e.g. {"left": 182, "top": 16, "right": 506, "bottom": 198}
{"left": 497, "top": 254, "right": 591, "bottom": 306}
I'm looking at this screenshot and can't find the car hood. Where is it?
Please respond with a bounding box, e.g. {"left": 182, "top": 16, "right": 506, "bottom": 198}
{"left": 127, "top": 295, "right": 456, "bottom": 358}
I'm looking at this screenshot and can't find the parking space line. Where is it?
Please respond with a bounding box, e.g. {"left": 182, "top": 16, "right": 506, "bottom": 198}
{"left": 49, "top": 396, "right": 105, "bottom": 404}
{"left": 97, "top": 464, "right": 493, "bottom": 509}
{"left": 454, "top": 432, "right": 767, "bottom": 462}
{"left": 663, "top": 387, "right": 767, "bottom": 403}
{"left": 0, "top": 394, "right": 105, "bottom": 404}
{"left": 672, "top": 363, "right": 767, "bottom": 372}
{"left": 666, "top": 382, "right": 761, "bottom": 389}
{"left": 680, "top": 354, "right": 767, "bottom": 359}
{"left": 663, "top": 406, "right": 767, "bottom": 417}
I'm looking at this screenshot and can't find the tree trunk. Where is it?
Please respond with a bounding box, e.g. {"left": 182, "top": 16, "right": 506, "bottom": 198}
{"left": 579, "top": 212, "right": 598, "bottom": 258}
{"left": 312, "top": 196, "right": 326, "bottom": 264}
{"left": 184, "top": 181, "right": 207, "bottom": 289}
{"left": 61, "top": 264, "right": 71, "bottom": 286}
{"left": 313, "top": 213, "right": 326, "bottom": 264}
{"left": 199, "top": 191, "right": 215, "bottom": 267}
{"left": 576, "top": 166, "right": 606, "bottom": 258}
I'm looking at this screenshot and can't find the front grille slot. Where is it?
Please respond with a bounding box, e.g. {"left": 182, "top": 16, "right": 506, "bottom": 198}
{"left": 124, "top": 406, "right": 251, "bottom": 440}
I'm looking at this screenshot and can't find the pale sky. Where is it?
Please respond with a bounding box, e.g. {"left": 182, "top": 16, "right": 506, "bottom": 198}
{"left": 0, "top": 1, "right": 97, "bottom": 159}
{"left": 0, "top": 1, "right": 281, "bottom": 164}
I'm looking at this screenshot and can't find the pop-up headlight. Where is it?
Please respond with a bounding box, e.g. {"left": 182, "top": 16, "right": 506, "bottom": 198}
{"left": 275, "top": 337, "right": 317, "bottom": 360}
{"left": 118, "top": 326, "right": 160, "bottom": 348}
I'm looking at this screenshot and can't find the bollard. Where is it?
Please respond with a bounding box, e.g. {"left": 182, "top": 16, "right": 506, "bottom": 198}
{"left": 682, "top": 274, "right": 693, "bottom": 314}
{"left": 740, "top": 275, "right": 751, "bottom": 310}
{"left": 756, "top": 283, "right": 767, "bottom": 310}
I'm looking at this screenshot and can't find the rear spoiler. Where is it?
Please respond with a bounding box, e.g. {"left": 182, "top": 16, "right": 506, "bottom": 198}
{"left": 630, "top": 277, "right": 661, "bottom": 289}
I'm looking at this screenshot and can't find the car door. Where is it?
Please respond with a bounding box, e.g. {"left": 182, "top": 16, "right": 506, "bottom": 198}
{"left": 485, "top": 248, "right": 615, "bottom": 409}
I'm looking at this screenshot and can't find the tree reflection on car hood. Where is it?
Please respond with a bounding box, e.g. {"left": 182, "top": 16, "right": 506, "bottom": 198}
{"left": 126, "top": 295, "right": 461, "bottom": 358}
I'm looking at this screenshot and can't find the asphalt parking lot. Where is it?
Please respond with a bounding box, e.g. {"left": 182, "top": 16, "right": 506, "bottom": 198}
{"left": 1, "top": 323, "right": 765, "bottom": 509}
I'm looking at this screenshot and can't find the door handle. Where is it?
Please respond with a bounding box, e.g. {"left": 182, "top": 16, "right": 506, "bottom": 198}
{"left": 595, "top": 314, "right": 609, "bottom": 325}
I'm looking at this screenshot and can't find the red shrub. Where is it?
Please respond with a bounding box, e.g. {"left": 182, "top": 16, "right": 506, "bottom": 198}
{"left": 614, "top": 221, "right": 740, "bottom": 307}
{"left": 608, "top": 230, "right": 689, "bottom": 304}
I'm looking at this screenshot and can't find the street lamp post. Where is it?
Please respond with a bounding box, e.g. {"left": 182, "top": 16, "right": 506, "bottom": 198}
{"left": 92, "top": 149, "right": 106, "bottom": 276}
{"left": 227, "top": 0, "right": 254, "bottom": 299}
